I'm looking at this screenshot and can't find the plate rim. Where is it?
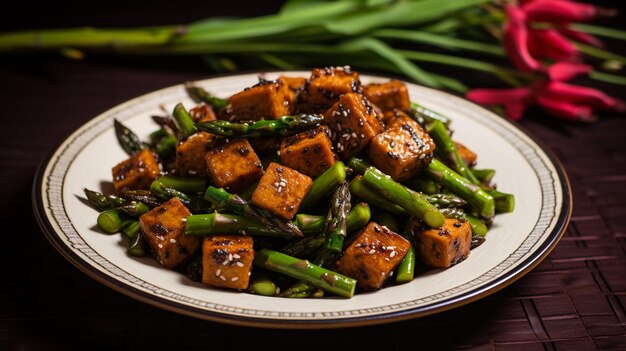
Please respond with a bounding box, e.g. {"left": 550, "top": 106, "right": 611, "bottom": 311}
{"left": 32, "top": 71, "right": 572, "bottom": 329}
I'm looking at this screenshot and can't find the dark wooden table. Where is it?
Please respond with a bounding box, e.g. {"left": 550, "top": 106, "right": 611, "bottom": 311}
{"left": 2, "top": 2, "right": 625, "bottom": 350}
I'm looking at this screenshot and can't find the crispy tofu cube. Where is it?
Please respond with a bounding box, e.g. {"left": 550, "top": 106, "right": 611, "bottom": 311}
{"left": 324, "top": 93, "right": 384, "bottom": 159}
{"left": 368, "top": 117, "right": 435, "bottom": 182}
{"left": 175, "top": 132, "right": 220, "bottom": 177}
{"left": 278, "top": 76, "right": 307, "bottom": 92}
{"left": 189, "top": 103, "right": 217, "bottom": 123}
{"left": 112, "top": 149, "right": 161, "bottom": 194}
{"left": 336, "top": 222, "right": 411, "bottom": 291}
{"left": 223, "top": 79, "right": 292, "bottom": 121}
{"left": 412, "top": 218, "right": 472, "bottom": 268}
{"left": 455, "top": 142, "right": 477, "bottom": 166}
{"left": 383, "top": 109, "right": 414, "bottom": 129}
{"left": 201, "top": 235, "right": 254, "bottom": 290}
{"left": 139, "top": 197, "right": 200, "bottom": 268}
{"left": 205, "top": 139, "right": 263, "bottom": 194}
{"left": 250, "top": 162, "right": 313, "bottom": 220}
{"left": 249, "top": 137, "right": 281, "bottom": 156}
{"left": 297, "top": 66, "right": 362, "bottom": 113}
{"left": 363, "top": 80, "right": 411, "bottom": 111}
{"left": 279, "top": 126, "right": 336, "bottom": 178}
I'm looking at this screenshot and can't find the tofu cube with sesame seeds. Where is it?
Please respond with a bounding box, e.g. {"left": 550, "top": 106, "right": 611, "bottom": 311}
{"left": 250, "top": 162, "right": 313, "bottom": 220}
{"left": 139, "top": 197, "right": 200, "bottom": 269}
{"left": 222, "top": 79, "right": 292, "bottom": 122}
{"left": 324, "top": 92, "right": 384, "bottom": 160}
{"left": 175, "top": 132, "right": 220, "bottom": 177}
{"left": 189, "top": 103, "right": 217, "bottom": 123}
{"left": 278, "top": 76, "right": 307, "bottom": 92}
{"left": 363, "top": 80, "right": 411, "bottom": 112}
{"left": 368, "top": 114, "right": 435, "bottom": 182}
{"left": 112, "top": 149, "right": 161, "bottom": 195}
{"left": 335, "top": 222, "right": 411, "bottom": 291}
{"left": 412, "top": 218, "right": 472, "bottom": 268}
{"left": 201, "top": 235, "right": 254, "bottom": 290}
{"left": 205, "top": 138, "right": 264, "bottom": 194}
{"left": 279, "top": 126, "right": 336, "bottom": 178}
{"left": 297, "top": 66, "right": 362, "bottom": 113}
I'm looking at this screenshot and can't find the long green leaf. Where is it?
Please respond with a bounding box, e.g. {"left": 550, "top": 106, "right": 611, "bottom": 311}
{"left": 572, "top": 24, "right": 626, "bottom": 41}
{"left": 575, "top": 42, "right": 626, "bottom": 65}
{"left": 372, "top": 28, "right": 504, "bottom": 56}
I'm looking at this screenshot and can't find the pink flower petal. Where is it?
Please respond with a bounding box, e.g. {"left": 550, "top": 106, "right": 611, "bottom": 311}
{"left": 559, "top": 27, "right": 604, "bottom": 48}
{"left": 543, "top": 81, "right": 624, "bottom": 110}
{"left": 528, "top": 29, "right": 578, "bottom": 61}
{"left": 504, "top": 5, "right": 542, "bottom": 72}
{"left": 547, "top": 62, "right": 592, "bottom": 81}
{"left": 522, "top": 0, "right": 599, "bottom": 23}
{"left": 536, "top": 96, "right": 596, "bottom": 122}
{"left": 467, "top": 87, "right": 533, "bottom": 120}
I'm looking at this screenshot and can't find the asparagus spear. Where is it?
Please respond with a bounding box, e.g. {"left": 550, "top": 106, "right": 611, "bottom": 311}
{"left": 249, "top": 270, "right": 278, "bottom": 297}
{"left": 157, "top": 175, "right": 208, "bottom": 195}
{"left": 172, "top": 103, "right": 198, "bottom": 139}
{"left": 349, "top": 176, "right": 405, "bottom": 215}
{"left": 485, "top": 188, "right": 516, "bottom": 213}
{"left": 203, "top": 186, "right": 303, "bottom": 237}
{"left": 362, "top": 166, "right": 445, "bottom": 228}
{"left": 153, "top": 134, "right": 178, "bottom": 158}
{"left": 299, "top": 161, "right": 346, "bottom": 210}
{"left": 295, "top": 202, "right": 371, "bottom": 235}
{"left": 395, "top": 222, "right": 416, "bottom": 284}
{"left": 185, "top": 84, "right": 229, "bottom": 110}
{"left": 371, "top": 210, "right": 401, "bottom": 233}
{"left": 404, "top": 176, "right": 440, "bottom": 195}
{"left": 121, "top": 221, "right": 146, "bottom": 257}
{"left": 114, "top": 119, "right": 144, "bottom": 156}
{"left": 123, "top": 190, "right": 164, "bottom": 208}
{"left": 280, "top": 233, "right": 326, "bottom": 258}
{"left": 427, "top": 120, "right": 480, "bottom": 185}
{"left": 195, "top": 114, "right": 323, "bottom": 138}
{"left": 150, "top": 179, "right": 213, "bottom": 213}
{"left": 185, "top": 212, "right": 298, "bottom": 239}
{"left": 253, "top": 249, "right": 357, "bottom": 298}
{"left": 426, "top": 159, "right": 495, "bottom": 220}
{"left": 427, "top": 193, "right": 467, "bottom": 208}
{"left": 83, "top": 188, "right": 127, "bottom": 211}
{"left": 117, "top": 201, "right": 151, "bottom": 217}
{"left": 279, "top": 281, "right": 324, "bottom": 298}
{"left": 409, "top": 102, "right": 451, "bottom": 126}
{"left": 471, "top": 168, "right": 496, "bottom": 185}
{"left": 97, "top": 209, "right": 134, "bottom": 234}
{"left": 324, "top": 182, "right": 351, "bottom": 253}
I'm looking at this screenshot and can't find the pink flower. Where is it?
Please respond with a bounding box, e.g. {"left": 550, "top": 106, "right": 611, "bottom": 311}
{"left": 527, "top": 29, "right": 578, "bottom": 61}
{"left": 521, "top": 0, "right": 613, "bottom": 23}
{"left": 466, "top": 63, "right": 624, "bottom": 122}
{"left": 503, "top": 5, "right": 542, "bottom": 72}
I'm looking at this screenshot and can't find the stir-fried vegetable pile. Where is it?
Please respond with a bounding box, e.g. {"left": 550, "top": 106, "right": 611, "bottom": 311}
{"left": 84, "top": 66, "right": 514, "bottom": 298}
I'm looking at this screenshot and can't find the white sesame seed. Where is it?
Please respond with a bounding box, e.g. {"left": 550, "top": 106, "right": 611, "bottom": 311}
{"left": 368, "top": 249, "right": 376, "bottom": 254}
{"left": 279, "top": 181, "right": 287, "bottom": 187}
{"left": 276, "top": 150, "right": 281, "bottom": 156}
{"left": 158, "top": 244, "right": 163, "bottom": 249}
{"left": 188, "top": 170, "right": 197, "bottom": 175}
{"left": 222, "top": 260, "right": 229, "bottom": 265}
{"left": 351, "top": 133, "right": 357, "bottom": 139}
{"left": 236, "top": 261, "right": 244, "bottom": 267}
{"left": 231, "top": 277, "right": 239, "bottom": 282}
{"left": 215, "top": 269, "right": 221, "bottom": 276}
{"left": 228, "top": 254, "right": 233, "bottom": 261}
{"left": 233, "top": 254, "right": 241, "bottom": 259}
{"left": 419, "top": 154, "right": 426, "bottom": 159}
{"left": 275, "top": 287, "right": 281, "bottom": 294}
{"left": 342, "top": 110, "right": 348, "bottom": 117}
{"left": 219, "top": 275, "right": 226, "bottom": 281}
{"left": 274, "top": 182, "right": 280, "bottom": 187}
{"left": 169, "top": 238, "right": 177, "bottom": 244}
{"left": 390, "top": 251, "right": 397, "bottom": 258}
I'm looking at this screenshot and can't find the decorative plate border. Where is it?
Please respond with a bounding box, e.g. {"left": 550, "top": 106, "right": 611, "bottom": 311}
{"left": 32, "top": 72, "right": 572, "bottom": 329}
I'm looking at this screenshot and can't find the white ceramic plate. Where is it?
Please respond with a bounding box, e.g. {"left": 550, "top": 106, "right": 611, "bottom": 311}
{"left": 33, "top": 72, "right": 571, "bottom": 329}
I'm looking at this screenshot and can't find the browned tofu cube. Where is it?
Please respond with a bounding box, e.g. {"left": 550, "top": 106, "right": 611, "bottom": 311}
{"left": 324, "top": 93, "right": 384, "bottom": 159}
{"left": 455, "top": 142, "right": 477, "bottom": 166}
{"left": 297, "top": 66, "right": 362, "bottom": 113}
{"left": 363, "top": 80, "right": 411, "bottom": 111}
{"left": 139, "top": 197, "right": 200, "bottom": 268}
{"left": 278, "top": 76, "right": 307, "bottom": 92}
{"left": 336, "top": 222, "right": 411, "bottom": 291}
{"left": 279, "top": 126, "right": 336, "bottom": 178}
{"left": 383, "top": 109, "right": 414, "bottom": 129}
{"left": 201, "top": 235, "right": 254, "bottom": 290}
{"left": 175, "top": 132, "right": 220, "bottom": 177}
{"left": 189, "top": 103, "right": 217, "bottom": 123}
{"left": 205, "top": 139, "right": 263, "bottom": 194}
{"left": 223, "top": 79, "right": 292, "bottom": 121}
{"left": 368, "top": 117, "right": 435, "bottom": 182}
{"left": 412, "top": 218, "right": 471, "bottom": 268}
{"left": 249, "top": 137, "right": 281, "bottom": 156}
{"left": 112, "top": 149, "right": 160, "bottom": 194}
{"left": 250, "top": 162, "right": 313, "bottom": 220}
